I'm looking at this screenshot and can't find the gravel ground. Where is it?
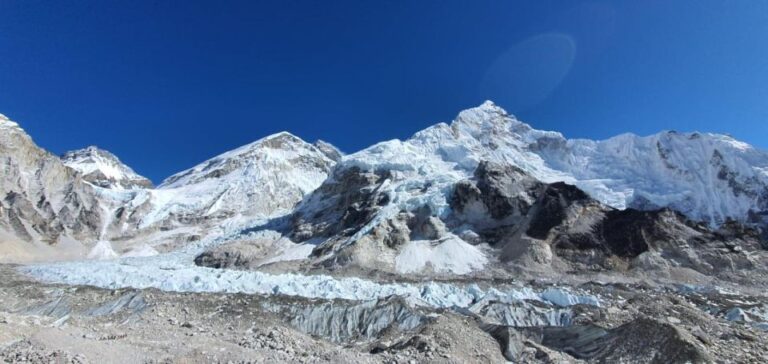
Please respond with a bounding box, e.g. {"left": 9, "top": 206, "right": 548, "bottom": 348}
{"left": 2, "top": 265, "right": 767, "bottom": 363}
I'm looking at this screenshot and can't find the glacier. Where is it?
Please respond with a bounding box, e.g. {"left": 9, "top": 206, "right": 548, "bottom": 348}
{"left": 20, "top": 242, "right": 598, "bottom": 310}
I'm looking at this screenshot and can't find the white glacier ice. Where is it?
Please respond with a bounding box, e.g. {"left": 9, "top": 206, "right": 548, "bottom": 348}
{"left": 86, "top": 240, "right": 118, "bottom": 260}
{"left": 20, "top": 237, "right": 598, "bottom": 310}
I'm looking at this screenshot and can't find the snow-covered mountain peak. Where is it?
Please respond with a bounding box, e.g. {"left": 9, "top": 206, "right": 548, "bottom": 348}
{"left": 2, "top": 103, "right": 767, "bottom": 267}
{"left": 0, "top": 114, "right": 23, "bottom": 132}
{"left": 251, "top": 131, "right": 302, "bottom": 148}
{"left": 331, "top": 101, "right": 768, "bottom": 231}
{"left": 128, "top": 131, "right": 339, "bottom": 231}
{"left": 450, "top": 101, "right": 565, "bottom": 146}
{"left": 160, "top": 131, "right": 333, "bottom": 189}
{"left": 477, "top": 99, "right": 503, "bottom": 112}
{"left": 453, "top": 100, "right": 516, "bottom": 131}
{"left": 61, "top": 146, "right": 153, "bottom": 190}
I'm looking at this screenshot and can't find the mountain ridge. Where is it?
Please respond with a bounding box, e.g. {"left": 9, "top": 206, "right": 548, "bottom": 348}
{"left": 0, "top": 118, "right": 339, "bottom": 262}
{"left": 61, "top": 145, "right": 154, "bottom": 190}
{"left": 1, "top": 102, "right": 766, "bottom": 264}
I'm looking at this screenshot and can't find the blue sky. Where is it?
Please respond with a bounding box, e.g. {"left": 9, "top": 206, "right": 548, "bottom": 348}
{"left": 1, "top": 1, "right": 767, "bottom": 183}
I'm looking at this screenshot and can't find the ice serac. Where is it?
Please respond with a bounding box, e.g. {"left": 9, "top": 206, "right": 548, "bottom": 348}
{"left": 62, "top": 146, "right": 154, "bottom": 189}
{"left": 536, "top": 130, "right": 768, "bottom": 227}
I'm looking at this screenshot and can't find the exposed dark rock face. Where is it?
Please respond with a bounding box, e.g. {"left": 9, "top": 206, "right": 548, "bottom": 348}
{"left": 376, "top": 212, "right": 412, "bottom": 248}
{"left": 595, "top": 209, "right": 671, "bottom": 257}
{"left": 290, "top": 167, "right": 392, "bottom": 255}
{"left": 4, "top": 191, "right": 61, "bottom": 243}
{"left": 451, "top": 161, "right": 540, "bottom": 221}
{"left": 405, "top": 206, "right": 445, "bottom": 241}
{"left": 194, "top": 246, "right": 250, "bottom": 269}
{"left": 449, "top": 160, "right": 765, "bottom": 275}
{"left": 526, "top": 182, "right": 591, "bottom": 240}
{"left": 552, "top": 209, "right": 690, "bottom": 259}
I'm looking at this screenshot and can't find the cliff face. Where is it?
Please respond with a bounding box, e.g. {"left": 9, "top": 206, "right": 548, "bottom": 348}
{"left": 0, "top": 115, "right": 104, "bottom": 249}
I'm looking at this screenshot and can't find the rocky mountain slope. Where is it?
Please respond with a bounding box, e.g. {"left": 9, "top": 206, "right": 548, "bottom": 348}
{"left": 0, "top": 117, "right": 338, "bottom": 261}
{"left": 99, "top": 132, "right": 338, "bottom": 253}
{"left": 0, "top": 115, "right": 106, "bottom": 261}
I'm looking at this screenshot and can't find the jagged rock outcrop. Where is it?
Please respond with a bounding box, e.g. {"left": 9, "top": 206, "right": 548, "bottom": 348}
{"left": 449, "top": 161, "right": 765, "bottom": 277}
{"left": 0, "top": 115, "right": 105, "bottom": 259}
{"left": 291, "top": 167, "right": 393, "bottom": 245}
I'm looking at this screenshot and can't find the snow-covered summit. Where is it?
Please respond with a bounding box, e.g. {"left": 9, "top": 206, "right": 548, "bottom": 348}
{"left": 130, "top": 132, "right": 338, "bottom": 230}
{"left": 62, "top": 146, "right": 153, "bottom": 189}
{"left": 0, "top": 114, "right": 24, "bottom": 136}
{"left": 160, "top": 131, "right": 328, "bottom": 188}
{"left": 339, "top": 101, "right": 768, "bottom": 227}
{"left": 2, "top": 104, "right": 767, "bottom": 266}
{"left": 0, "top": 113, "right": 18, "bottom": 126}
{"left": 285, "top": 101, "right": 768, "bottom": 277}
